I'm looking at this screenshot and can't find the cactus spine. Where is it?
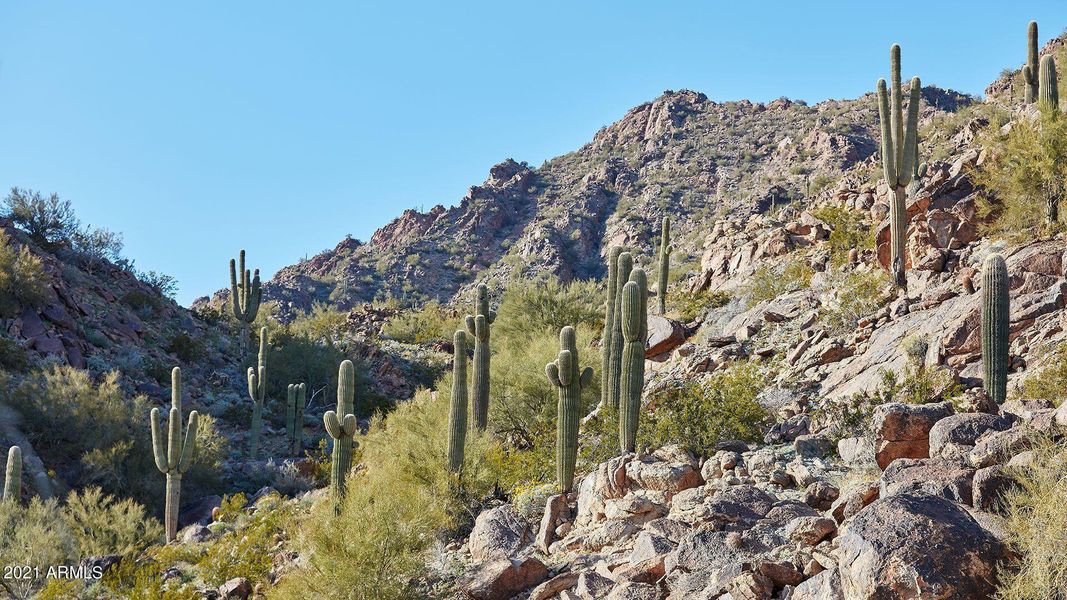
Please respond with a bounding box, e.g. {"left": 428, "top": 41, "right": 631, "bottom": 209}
{"left": 608, "top": 252, "right": 634, "bottom": 409}
{"left": 657, "top": 217, "right": 673, "bottom": 315}
{"left": 876, "top": 44, "right": 921, "bottom": 288}
{"left": 619, "top": 269, "right": 647, "bottom": 454}
{"left": 228, "top": 249, "right": 262, "bottom": 355}
{"left": 447, "top": 331, "right": 469, "bottom": 473}
{"left": 246, "top": 327, "right": 268, "bottom": 460}
{"left": 3, "top": 446, "right": 20, "bottom": 502}
{"left": 464, "top": 284, "right": 495, "bottom": 432}
{"left": 151, "top": 367, "right": 199, "bottom": 542}
{"left": 324, "top": 360, "right": 358, "bottom": 502}
{"left": 287, "top": 383, "right": 306, "bottom": 456}
{"left": 1025, "top": 21, "right": 1039, "bottom": 104}
{"left": 1039, "top": 54, "right": 1059, "bottom": 112}
{"left": 601, "top": 247, "right": 622, "bottom": 409}
{"left": 546, "top": 326, "right": 593, "bottom": 493}
{"left": 981, "top": 254, "right": 1009, "bottom": 405}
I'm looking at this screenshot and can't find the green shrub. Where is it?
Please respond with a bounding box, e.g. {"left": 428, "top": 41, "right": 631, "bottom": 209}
{"left": 2, "top": 188, "right": 78, "bottom": 249}
{"left": 493, "top": 277, "right": 602, "bottom": 343}
{"left": 670, "top": 289, "right": 730, "bottom": 323}
{"left": 196, "top": 493, "right": 292, "bottom": 587}
{"left": 812, "top": 206, "right": 874, "bottom": 267}
{"left": 122, "top": 289, "right": 160, "bottom": 314}
{"left": 0, "top": 335, "right": 29, "bottom": 371}
{"left": 165, "top": 332, "right": 203, "bottom": 363}
{"left": 289, "top": 302, "right": 350, "bottom": 345}
{"left": 744, "top": 256, "right": 813, "bottom": 306}
{"left": 872, "top": 364, "right": 963, "bottom": 406}
{"left": 818, "top": 269, "right": 893, "bottom": 334}
{"left": 61, "top": 486, "right": 163, "bottom": 557}
{"left": 381, "top": 301, "right": 457, "bottom": 344}
{"left": 1019, "top": 342, "right": 1067, "bottom": 405}
{"left": 96, "top": 557, "right": 201, "bottom": 600}
{"left": 639, "top": 362, "right": 770, "bottom": 456}
{"left": 0, "top": 230, "right": 51, "bottom": 317}
{"left": 0, "top": 498, "right": 75, "bottom": 598}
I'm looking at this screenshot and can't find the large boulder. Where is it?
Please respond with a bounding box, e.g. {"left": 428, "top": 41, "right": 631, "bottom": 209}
{"left": 872, "top": 402, "right": 954, "bottom": 470}
{"left": 837, "top": 493, "right": 1005, "bottom": 598}
{"left": 791, "top": 568, "right": 844, "bottom": 600}
{"left": 468, "top": 504, "right": 531, "bottom": 561}
{"left": 879, "top": 458, "right": 976, "bottom": 505}
{"left": 461, "top": 556, "right": 549, "bottom": 600}
{"left": 646, "top": 315, "right": 687, "bottom": 358}
{"left": 928, "top": 413, "right": 1011, "bottom": 460}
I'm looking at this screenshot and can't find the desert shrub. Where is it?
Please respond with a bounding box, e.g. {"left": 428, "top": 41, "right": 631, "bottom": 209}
{"left": 122, "top": 288, "right": 160, "bottom": 314}
{"left": 381, "top": 300, "right": 457, "bottom": 344}
{"left": 744, "top": 256, "right": 813, "bottom": 306}
{"left": 639, "top": 362, "right": 770, "bottom": 456}
{"left": 165, "top": 332, "right": 203, "bottom": 362}
{"left": 813, "top": 206, "right": 874, "bottom": 267}
{"left": 273, "top": 390, "right": 498, "bottom": 600}
{"left": 136, "top": 270, "right": 178, "bottom": 298}
{"left": 0, "top": 230, "right": 51, "bottom": 317}
{"left": 0, "top": 498, "right": 75, "bottom": 599}
{"left": 998, "top": 437, "right": 1067, "bottom": 599}
{"left": 96, "top": 557, "right": 201, "bottom": 600}
{"left": 811, "top": 393, "right": 880, "bottom": 442}
{"left": 0, "top": 335, "right": 29, "bottom": 372}
{"left": 1019, "top": 342, "right": 1067, "bottom": 405}
{"left": 289, "top": 302, "right": 350, "bottom": 345}
{"left": 196, "top": 493, "right": 293, "bottom": 587}
{"left": 61, "top": 486, "right": 163, "bottom": 556}
{"left": 818, "top": 269, "right": 893, "bottom": 334}
{"left": 872, "top": 364, "right": 963, "bottom": 406}
{"left": 2, "top": 188, "right": 78, "bottom": 248}
{"left": 70, "top": 225, "right": 124, "bottom": 273}
{"left": 670, "top": 289, "right": 730, "bottom": 323}
{"left": 493, "top": 277, "right": 602, "bottom": 343}
{"left": 975, "top": 107, "right": 1067, "bottom": 238}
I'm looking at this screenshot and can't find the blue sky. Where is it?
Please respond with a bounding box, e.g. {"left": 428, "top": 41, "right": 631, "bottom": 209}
{"left": 0, "top": 2, "right": 1063, "bottom": 305}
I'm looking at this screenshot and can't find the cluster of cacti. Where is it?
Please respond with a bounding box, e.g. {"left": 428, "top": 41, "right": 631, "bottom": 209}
{"left": 151, "top": 367, "right": 199, "bottom": 542}
{"left": 465, "top": 284, "right": 495, "bottom": 432}
{"left": 1039, "top": 54, "right": 1059, "bottom": 112}
{"left": 981, "top": 254, "right": 1009, "bottom": 405}
{"left": 447, "top": 330, "right": 468, "bottom": 474}
{"left": 246, "top": 327, "right": 268, "bottom": 460}
{"left": 657, "top": 217, "right": 673, "bottom": 315}
{"left": 601, "top": 247, "right": 623, "bottom": 409}
{"left": 229, "top": 249, "right": 262, "bottom": 355}
{"left": 619, "top": 268, "right": 648, "bottom": 454}
{"left": 608, "top": 252, "right": 634, "bottom": 409}
{"left": 1025, "top": 21, "right": 1039, "bottom": 104}
{"left": 876, "top": 44, "right": 921, "bottom": 288}
{"left": 546, "top": 326, "right": 593, "bottom": 493}
{"left": 287, "top": 383, "right": 306, "bottom": 456}
{"left": 3, "top": 446, "right": 20, "bottom": 502}
{"left": 324, "top": 360, "right": 358, "bottom": 501}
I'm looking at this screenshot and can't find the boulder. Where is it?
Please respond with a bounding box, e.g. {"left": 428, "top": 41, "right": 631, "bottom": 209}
{"left": 879, "top": 458, "right": 975, "bottom": 504}
{"left": 968, "top": 427, "right": 1033, "bottom": 468}
{"left": 604, "top": 581, "right": 659, "bottom": 600}
{"left": 928, "top": 413, "right": 1011, "bottom": 460}
{"left": 703, "top": 485, "right": 775, "bottom": 531}
{"left": 218, "top": 577, "right": 251, "bottom": 599}
{"left": 791, "top": 568, "right": 844, "bottom": 600}
{"left": 829, "top": 482, "right": 879, "bottom": 524}
{"left": 803, "top": 481, "right": 840, "bottom": 511}
{"left": 872, "top": 402, "right": 954, "bottom": 470}
{"left": 784, "top": 516, "right": 838, "bottom": 545}
{"left": 576, "top": 571, "right": 615, "bottom": 599}
{"left": 528, "top": 572, "right": 580, "bottom": 600}
{"left": 646, "top": 315, "right": 687, "bottom": 358}
{"left": 625, "top": 457, "right": 702, "bottom": 496}
{"left": 836, "top": 437, "right": 875, "bottom": 467}
{"left": 973, "top": 465, "right": 1014, "bottom": 512}
{"left": 536, "top": 494, "right": 569, "bottom": 553}
{"left": 837, "top": 493, "right": 1004, "bottom": 598}
{"left": 469, "top": 504, "right": 530, "bottom": 561}
{"left": 461, "top": 557, "right": 549, "bottom": 600}
{"left": 794, "top": 433, "right": 833, "bottom": 458}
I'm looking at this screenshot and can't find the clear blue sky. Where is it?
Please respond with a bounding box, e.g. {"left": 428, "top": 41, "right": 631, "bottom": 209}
{"left": 1, "top": 2, "right": 1062, "bottom": 305}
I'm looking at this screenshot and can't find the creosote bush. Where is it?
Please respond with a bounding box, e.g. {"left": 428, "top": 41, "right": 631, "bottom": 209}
{"left": 381, "top": 300, "right": 458, "bottom": 344}
{"left": 744, "top": 256, "right": 813, "bottom": 306}
{"left": 0, "top": 230, "right": 51, "bottom": 317}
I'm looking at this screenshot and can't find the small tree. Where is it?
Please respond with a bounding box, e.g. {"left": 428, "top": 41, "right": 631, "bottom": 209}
{"left": 2, "top": 188, "right": 78, "bottom": 249}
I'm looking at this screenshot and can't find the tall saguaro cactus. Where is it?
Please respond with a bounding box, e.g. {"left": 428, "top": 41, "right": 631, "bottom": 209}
{"left": 546, "top": 326, "right": 593, "bottom": 493}
{"left": 981, "top": 254, "right": 1009, "bottom": 405}
{"left": 601, "top": 247, "right": 623, "bottom": 409}
{"left": 151, "top": 367, "right": 199, "bottom": 543}
{"left": 246, "top": 327, "right": 268, "bottom": 460}
{"left": 447, "top": 331, "right": 469, "bottom": 474}
{"left": 1039, "top": 54, "right": 1059, "bottom": 112}
{"left": 229, "top": 249, "right": 262, "bottom": 355}
{"left": 465, "top": 284, "right": 495, "bottom": 432}
{"left": 324, "top": 360, "right": 358, "bottom": 501}
{"left": 608, "top": 252, "right": 634, "bottom": 409}
{"left": 3, "top": 446, "right": 20, "bottom": 502}
{"left": 287, "top": 383, "right": 306, "bottom": 456}
{"left": 1025, "top": 21, "right": 1040, "bottom": 104}
{"left": 657, "top": 217, "right": 673, "bottom": 315}
{"left": 619, "top": 269, "right": 648, "bottom": 454}
{"left": 876, "top": 44, "right": 921, "bottom": 288}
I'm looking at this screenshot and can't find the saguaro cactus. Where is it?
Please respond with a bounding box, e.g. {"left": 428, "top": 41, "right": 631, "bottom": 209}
{"left": 1025, "top": 21, "right": 1039, "bottom": 104}
{"left": 287, "top": 383, "right": 306, "bottom": 456}
{"left": 657, "top": 217, "right": 673, "bottom": 315}
{"left": 3, "top": 446, "right": 20, "bottom": 502}
{"left": 601, "top": 247, "right": 623, "bottom": 409}
{"left": 619, "top": 269, "right": 647, "bottom": 454}
{"left": 1039, "top": 54, "right": 1059, "bottom": 112}
{"left": 447, "top": 331, "right": 469, "bottom": 474}
{"left": 465, "top": 284, "right": 495, "bottom": 432}
{"left": 981, "top": 254, "right": 1009, "bottom": 405}
{"left": 876, "top": 44, "right": 921, "bottom": 288}
{"left": 608, "top": 252, "right": 634, "bottom": 409}
{"left": 151, "top": 367, "right": 199, "bottom": 543}
{"left": 246, "top": 327, "right": 268, "bottom": 460}
{"left": 324, "top": 360, "right": 358, "bottom": 501}
{"left": 229, "top": 249, "right": 262, "bottom": 355}
{"left": 546, "top": 326, "right": 593, "bottom": 493}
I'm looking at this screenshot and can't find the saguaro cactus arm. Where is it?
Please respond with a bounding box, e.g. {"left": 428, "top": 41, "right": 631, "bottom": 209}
{"left": 1026, "top": 21, "right": 1040, "bottom": 103}
{"left": 601, "top": 246, "right": 623, "bottom": 408}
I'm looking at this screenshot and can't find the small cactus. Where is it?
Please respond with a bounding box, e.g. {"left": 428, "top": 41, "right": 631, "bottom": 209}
{"left": 151, "top": 367, "right": 199, "bottom": 542}
{"left": 228, "top": 249, "right": 262, "bottom": 354}
{"left": 447, "top": 331, "right": 469, "bottom": 474}
{"left": 1025, "top": 21, "right": 1039, "bottom": 104}
{"left": 464, "top": 284, "right": 495, "bottom": 432}
{"left": 601, "top": 247, "right": 623, "bottom": 409}
{"left": 1039, "top": 54, "right": 1059, "bottom": 112}
{"left": 3, "top": 446, "right": 20, "bottom": 502}
{"left": 619, "top": 269, "right": 647, "bottom": 454}
{"left": 981, "top": 254, "right": 1009, "bottom": 405}
{"left": 287, "top": 383, "right": 306, "bottom": 456}
{"left": 546, "top": 326, "right": 593, "bottom": 493}
{"left": 608, "top": 252, "right": 634, "bottom": 409}
{"left": 324, "top": 360, "right": 358, "bottom": 502}
{"left": 246, "top": 327, "right": 268, "bottom": 460}
{"left": 657, "top": 217, "right": 673, "bottom": 315}
{"left": 876, "top": 44, "right": 921, "bottom": 288}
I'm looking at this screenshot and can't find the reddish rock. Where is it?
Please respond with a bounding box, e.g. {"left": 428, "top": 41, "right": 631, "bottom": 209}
{"left": 872, "top": 402, "right": 954, "bottom": 470}
{"left": 461, "top": 557, "right": 549, "bottom": 600}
